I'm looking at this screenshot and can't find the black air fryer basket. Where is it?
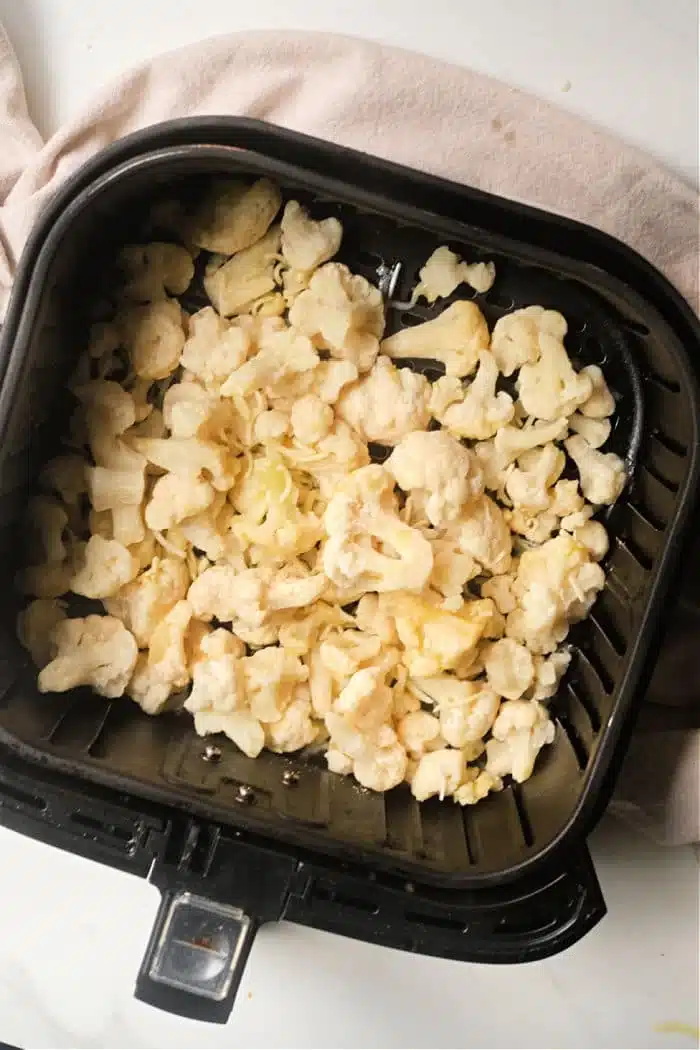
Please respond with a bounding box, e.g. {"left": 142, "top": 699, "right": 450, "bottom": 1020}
{"left": 0, "top": 119, "right": 698, "bottom": 1024}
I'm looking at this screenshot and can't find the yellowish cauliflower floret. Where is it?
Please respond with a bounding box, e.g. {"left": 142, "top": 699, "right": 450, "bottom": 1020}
{"left": 128, "top": 600, "right": 193, "bottom": 714}
{"left": 482, "top": 637, "right": 535, "bottom": 700}
{"left": 70, "top": 536, "right": 139, "bottom": 599}
{"left": 412, "top": 246, "right": 495, "bottom": 303}
{"left": 452, "top": 494, "right": 512, "bottom": 575}
{"left": 180, "top": 307, "right": 251, "bottom": 389}
{"left": 388, "top": 593, "right": 495, "bottom": 677}
{"left": 38, "top": 615, "right": 138, "bottom": 698}
{"left": 410, "top": 748, "right": 466, "bottom": 802}
{"left": 221, "top": 323, "right": 318, "bottom": 399}
{"left": 337, "top": 356, "right": 431, "bottom": 445}
{"left": 189, "top": 177, "right": 281, "bottom": 255}
{"left": 17, "top": 599, "right": 68, "bottom": 668}
{"left": 280, "top": 200, "right": 343, "bottom": 274}
{"left": 579, "top": 365, "right": 616, "bottom": 418}
{"left": 104, "top": 556, "right": 190, "bottom": 648}
{"left": 386, "top": 430, "right": 483, "bottom": 527}
{"left": 381, "top": 300, "right": 489, "bottom": 378}
{"left": 410, "top": 676, "right": 500, "bottom": 747}
{"left": 204, "top": 225, "right": 281, "bottom": 317}
{"left": 118, "top": 299, "right": 185, "bottom": 381}
{"left": 564, "top": 434, "right": 626, "bottom": 506}
{"left": 145, "top": 474, "right": 216, "bottom": 532}
{"left": 119, "top": 242, "right": 194, "bottom": 302}
{"left": 490, "top": 305, "right": 566, "bottom": 378}
{"left": 438, "top": 352, "right": 515, "bottom": 439}
{"left": 485, "top": 699, "right": 555, "bottom": 783}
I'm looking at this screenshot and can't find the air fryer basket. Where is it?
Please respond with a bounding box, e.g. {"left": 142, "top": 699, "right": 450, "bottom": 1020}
{"left": 0, "top": 125, "right": 698, "bottom": 898}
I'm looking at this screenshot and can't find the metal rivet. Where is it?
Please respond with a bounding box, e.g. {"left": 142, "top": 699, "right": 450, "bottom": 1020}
{"left": 236, "top": 785, "right": 255, "bottom": 805}
{"left": 202, "top": 743, "right": 222, "bottom": 763}
{"left": 405, "top": 881, "right": 415, "bottom": 894}
{"left": 282, "top": 770, "right": 299, "bottom": 787}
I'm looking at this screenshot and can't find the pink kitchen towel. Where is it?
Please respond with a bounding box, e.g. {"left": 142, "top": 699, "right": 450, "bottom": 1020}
{"left": 0, "top": 23, "right": 697, "bottom": 843}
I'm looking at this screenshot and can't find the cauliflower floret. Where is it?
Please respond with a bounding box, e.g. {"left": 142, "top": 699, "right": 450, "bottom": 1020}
{"left": 193, "top": 710, "right": 265, "bottom": 759}
{"left": 184, "top": 628, "right": 246, "bottom": 714}
{"left": 333, "top": 667, "right": 393, "bottom": 730}
{"left": 128, "top": 600, "right": 193, "bottom": 714}
{"left": 353, "top": 740, "right": 408, "bottom": 793}
{"left": 438, "top": 352, "right": 514, "bottom": 439}
{"left": 410, "top": 748, "right": 466, "bottom": 802}
{"left": 39, "top": 455, "right": 87, "bottom": 506}
{"left": 70, "top": 536, "right": 139, "bottom": 599}
{"left": 289, "top": 262, "right": 385, "bottom": 373}
{"left": 221, "top": 323, "right": 318, "bottom": 399}
{"left": 569, "top": 413, "right": 612, "bottom": 449}
{"left": 189, "top": 178, "right": 281, "bottom": 255}
{"left": 145, "top": 474, "right": 216, "bottom": 532}
{"left": 529, "top": 650, "right": 571, "bottom": 701}
{"left": 549, "top": 479, "right": 585, "bottom": 519}
{"left": 118, "top": 299, "right": 185, "bottom": 381}
{"left": 381, "top": 300, "right": 489, "bottom": 378}
{"left": 337, "top": 356, "right": 431, "bottom": 444}
{"left": 162, "top": 381, "right": 234, "bottom": 441}
{"left": 397, "top": 710, "right": 444, "bottom": 757}
{"left": 453, "top": 495, "right": 512, "bottom": 575}
{"left": 280, "top": 200, "right": 342, "bottom": 273}
{"left": 411, "top": 676, "right": 500, "bottom": 747}
{"left": 188, "top": 564, "right": 326, "bottom": 628}
{"left": 204, "top": 225, "right": 281, "bottom": 317}
{"left": 86, "top": 465, "right": 145, "bottom": 518}
{"left": 490, "top": 305, "right": 567, "bottom": 378}
{"left": 319, "top": 631, "right": 383, "bottom": 680}
{"left": 516, "top": 321, "right": 592, "bottom": 421}
{"left": 27, "top": 496, "right": 69, "bottom": 564}
{"left": 428, "top": 375, "right": 464, "bottom": 418}
{"left": 482, "top": 638, "right": 535, "bottom": 700}
{"left": 243, "top": 647, "right": 308, "bottom": 723}
{"left": 73, "top": 379, "right": 137, "bottom": 440}
{"left": 119, "top": 242, "right": 194, "bottom": 301}
{"left": 322, "top": 465, "right": 433, "bottom": 593}
{"left": 253, "top": 408, "right": 290, "bottom": 443}
{"left": 453, "top": 768, "right": 503, "bottom": 806}
{"left": 264, "top": 691, "right": 319, "bottom": 753}
{"left": 354, "top": 594, "right": 399, "bottom": 645}
{"left": 277, "top": 602, "right": 352, "bottom": 658}
{"left": 38, "top": 615, "right": 138, "bottom": 698}
{"left": 505, "top": 444, "right": 565, "bottom": 513}
{"left": 232, "top": 451, "right": 322, "bottom": 562}
{"left": 485, "top": 699, "right": 555, "bottom": 783}
{"left": 180, "top": 307, "right": 251, "bottom": 390}
{"left": 104, "top": 556, "right": 190, "bottom": 647}
{"left": 386, "top": 430, "right": 483, "bottom": 527}
{"left": 17, "top": 599, "right": 68, "bottom": 668}
{"left": 311, "top": 359, "right": 359, "bottom": 404}
{"left": 429, "top": 536, "right": 480, "bottom": 599}
{"left": 564, "top": 434, "right": 626, "bottom": 506}
{"left": 388, "top": 593, "right": 495, "bottom": 677}
{"left": 481, "top": 573, "right": 518, "bottom": 615}
{"left": 505, "top": 508, "right": 559, "bottom": 545}
{"left": 573, "top": 519, "right": 609, "bottom": 561}
{"left": 291, "top": 394, "right": 334, "bottom": 446}
{"left": 16, "top": 562, "right": 75, "bottom": 600}
{"left": 132, "top": 436, "right": 238, "bottom": 493}
{"left": 411, "top": 246, "right": 495, "bottom": 303}
{"left": 579, "top": 365, "right": 615, "bottom": 418}
{"left": 476, "top": 417, "right": 568, "bottom": 490}
{"left": 326, "top": 748, "right": 354, "bottom": 775}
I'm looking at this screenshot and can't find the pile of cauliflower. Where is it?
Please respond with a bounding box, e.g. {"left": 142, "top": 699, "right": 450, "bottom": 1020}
{"left": 16, "top": 177, "right": 626, "bottom": 806}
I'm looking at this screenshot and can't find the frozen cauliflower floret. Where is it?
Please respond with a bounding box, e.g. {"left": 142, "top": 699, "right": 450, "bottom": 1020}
{"left": 180, "top": 307, "right": 251, "bottom": 390}
{"left": 145, "top": 474, "right": 216, "bottom": 532}
{"left": 289, "top": 263, "right": 385, "bottom": 374}
{"left": 27, "top": 496, "right": 69, "bottom": 564}
{"left": 86, "top": 465, "right": 145, "bottom": 519}
{"left": 243, "top": 646, "right": 308, "bottom": 723}
{"left": 291, "top": 394, "right": 334, "bottom": 446}
{"left": 73, "top": 379, "right": 137, "bottom": 440}
{"left": 485, "top": 699, "right": 555, "bottom": 783}
{"left": 337, "top": 356, "right": 431, "bottom": 445}
{"left": 410, "top": 748, "right": 466, "bottom": 802}
{"left": 132, "top": 436, "right": 238, "bottom": 493}
{"left": 530, "top": 650, "right": 571, "bottom": 701}
{"left": 428, "top": 375, "right": 463, "bottom": 418}
{"left": 388, "top": 593, "right": 495, "bottom": 677}
{"left": 453, "top": 495, "right": 512, "bottom": 575}
{"left": 579, "top": 364, "right": 615, "bottom": 418}
{"left": 482, "top": 637, "right": 535, "bottom": 700}
{"left": 184, "top": 628, "right": 245, "bottom": 714}
{"left": 381, "top": 300, "right": 490, "bottom": 378}
{"left": 232, "top": 451, "right": 322, "bottom": 562}
{"left": 505, "top": 443, "right": 565, "bottom": 514}
{"left": 189, "top": 178, "right": 281, "bottom": 255}
{"left": 476, "top": 417, "right": 568, "bottom": 490}
{"left": 429, "top": 536, "right": 480, "bottom": 599}
{"left": 333, "top": 667, "right": 393, "bottom": 731}
{"left": 549, "top": 479, "right": 585, "bottom": 519}
{"left": 353, "top": 739, "right": 408, "bottom": 793}
{"left": 506, "top": 508, "right": 559, "bottom": 545}
{"left": 221, "top": 323, "right": 319, "bottom": 399}
{"left": 39, "top": 455, "right": 87, "bottom": 506}
{"left": 193, "top": 709, "right": 265, "bottom": 759}
{"left": 322, "top": 465, "right": 433, "bottom": 593}
{"left": 490, "top": 305, "right": 567, "bottom": 378}
{"left": 573, "top": 519, "right": 609, "bottom": 561}
{"left": 411, "top": 246, "right": 495, "bottom": 303}
{"left": 453, "top": 768, "right": 503, "bottom": 806}
{"left": 104, "top": 556, "right": 190, "bottom": 648}
{"left": 397, "top": 710, "right": 444, "bottom": 757}
{"left": 438, "top": 352, "right": 515, "bottom": 440}
{"left": 119, "top": 242, "right": 194, "bottom": 302}
{"left": 565, "top": 434, "right": 626, "bottom": 506}
{"left": 17, "top": 599, "right": 68, "bottom": 668}
{"left": 70, "top": 535, "right": 139, "bottom": 599}
{"left": 311, "top": 359, "right": 359, "bottom": 404}
{"left": 128, "top": 600, "right": 193, "bottom": 714}
{"left": 411, "top": 676, "right": 500, "bottom": 747}
{"left": 277, "top": 602, "right": 352, "bottom": 658}
{"left": 326, "top": 748, "right": 354, "bottom": 775}
{"left": 118, "top": 299, "right": 185, "bottom": 381}
{"left": 188, "top": 564, "right": 326, "bottom": 628}
{"left": 319, "top": 630, "right": 383, "bottom": 680}
{"left": 516, "top": 321, "right": 592, "bottom": 421}
{"left": 481, "top": 573, "right": 518, "bottom": 615}
{"left": 265, "top": 691, "right": 319, "bottom": 753}
{"left": 386, "top": 430, "right": 483, "bottom": 527}
{"left": 162, "top": 381, "right": 234, "bottom": 441}
{"left": 38, "top": 615, "right": 138, "bottom": 698}
{"left": 354, "top": 594, "right": 399, "bottom": 646}
{"left": 569, "top": 413, "right": 612, "bottom": 449}
{"left": 253, "top": 408, "right": 289, "bottom": 443}
{"left": 204, "top": 225, "right": 281, "bottom": 317}
{"left": 16, "top": 562, "right": 75, "bottom": 600}
{"left": 280, "top": 200, "right": 342, "bottom": 273}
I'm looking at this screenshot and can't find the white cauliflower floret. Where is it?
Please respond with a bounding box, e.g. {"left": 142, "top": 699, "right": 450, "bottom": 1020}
{"left": 188, "top": 565, "right": 326, "bottom": 628}
{"left": 221, "top": 324, "right": 319, "bottom": 399}
{"left": 132, "top": 436, "right": 238, "bottom": 493}
{"left": 573, "top": 519, "right": 609, "bottom": 561}
{"left": 353, "top": 740, "right": 408, "bottom": 793}
{"left": 411, "top": 246, "right": 495, "bottom": 302}
{"left": 280, "top": 200, "right": 342, "bottom": 273}
{"left": 145, "top": 474, "right": 216, "bottom": 532}
{"left": 86, "top": 466, "right": 145, "bottom": 520}
{"left": 322, "top": 465, "right": 433, "bottom": 594}
{"left": 265, "top": 692, "right": 319, "bottom": 753}
{"left": 482, "top": 638, "right": 535, "bottom": 700}
{"left": 119, "top": 242, "right": 194, "bottom": 301}
{"left": 337, "top": 356, "right": 431, "bottom": 444}
{"left": 453, "top": 495, "right": 512, "bottom": 575}
{"left": 386, "top": 430, "right": 483, "bottom": 527}
{"left": 388, "top": 593, "right": 495, "bottom": 677}
{"left": 290, "top": 394, "right": 334, "bottom": 446}
{"left": 490, "top": 305, "right": 567, "bottom": 378}
{"left": 569, "top": 413, "right": 612, "bottom": 449}
{"left": 516, "top": 321, "right": 592, "bottom": 420}
{"left": 410, "top": 748, "right": 466, "bottom": 802}
{"left": 429, "top": 536, "right": 480, "bottom": 599}
{"left": 289, "top": 262, "right": 385, "bottom": 373}
{"left": 530, "top": 650, "right": 571, "bottom": 701}
{"left": 453, "top": 768, "right": 503, "bottom": 806}
{"left": 505, "top": 444, "right": 565, "bottom": 513}
{"left": 104, "top": 556, "right": 190, "bottom": 647}
{"left": 38, "top": 615, "right": 138, "bottom": 698}
{"left": 162, "top": 381, "right": 234, "bottom": 441}
{"left": 17, "top": 599, "right": 68, "bottom": 668}
{"left": 189, "top": 178, "right": 281, "bottom": 255}
{"left": 311, "top": 359, "right": 359, "bottom": 404}
{"left": 381, "top": 300, "right": 489, "bottom": 378}
{"left": 333, "top": 667, "right": 393, "bottom": 730}
{"left": 243, "top": 647, "right": 308, "bottom": 723}
{"left": 232, "top": 451, "right": 322, "bottom": 562}
{"left": 180, "top": 307, "right": 251, "bottom": 389}
{"left": 128, "top": 600, "right": 193, "bottom": 714}
{"left": 550, "top": 479, "right": 585, "bottom": 519}
{"left": 505, "top": 508, "right": 558, "bottom": 545}
{"left": 118, "top": 299, "right": 185, "bottom": 381}
{"left": 253, "top": 408, "right": 290, "bottom": 443}
{"left": 485, "top": 699, "right": 555, "bottom": 783}
{"left": 326, "top": 748, "right": 354, "bottom": 775}
{"left": 411, "top": 676, "right": 500, "bottom": 747}
{"left": 193, "top": 710, "right": 265, "bottom": 759}
{"left": 579, "top": 365, "right": 615, "bottom": 418}
{"left": 397, "top": 710, "right": 444, "bottom": 757}
{"left": 70, "top": 536, "right": 139, "bottom": 599}
{"left": 73, "top": 379, "right": 137, "bottom": 439}
{"left": 438, "top": 352, "right": 514, "bottom": 439}
{"left": 564, "top": 434, "right": 626, "bottom": 506}
{"left": 476, "top": 417, "right": 568, "bottom": 490}
{"left": 39, "top": 455, "right": 87, "bottom": 506}
{"left": 185, "top": 629, "right": 246, "bottom": 714}
{"left": 204, "top": 225, "right": 281, "bottom": 317}
{"left": 27, "top": 496, "right": 69, "bottom": 564}
{"left": 481, "top": 573, "right": 518, "bottom": 615}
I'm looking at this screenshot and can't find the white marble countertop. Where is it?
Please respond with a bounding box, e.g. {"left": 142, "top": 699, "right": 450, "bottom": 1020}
{"left": 0, "top": 1, "right": 698, "bottom": 1047}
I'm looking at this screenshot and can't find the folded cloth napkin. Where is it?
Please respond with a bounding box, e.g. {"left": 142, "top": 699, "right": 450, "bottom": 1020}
{"left": 0, "top": 23, "right": 697, "bottom": 842}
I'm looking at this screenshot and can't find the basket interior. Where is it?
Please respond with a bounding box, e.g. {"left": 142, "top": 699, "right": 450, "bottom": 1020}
{"left": 0, "top": 150, "right": 696, "bottom": 888}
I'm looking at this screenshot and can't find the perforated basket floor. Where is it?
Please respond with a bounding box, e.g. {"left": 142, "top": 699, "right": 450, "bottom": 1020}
{"left": 0, "top": 124, "right": 697, "bottom": 889}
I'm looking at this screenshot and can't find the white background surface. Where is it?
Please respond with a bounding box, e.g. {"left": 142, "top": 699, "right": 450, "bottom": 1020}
{"left": 0, "top": 1, "right": 698, "bottom": 1048}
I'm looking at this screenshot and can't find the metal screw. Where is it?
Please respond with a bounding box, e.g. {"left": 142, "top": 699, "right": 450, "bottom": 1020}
{"left": 202, "top": 743, "right": 222, "bottom": 763}
{"left": 404, "top": 881, "right": 415, "bottom": 894}
{"left": 282, "top": 770, "right": 299, "bottom": 787}
{"left": 236, "top": 785, "right": 255, "bottom": 805}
